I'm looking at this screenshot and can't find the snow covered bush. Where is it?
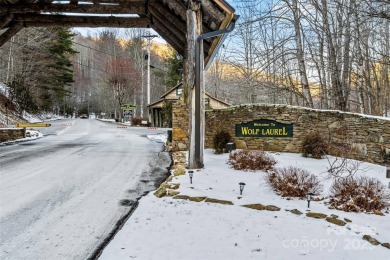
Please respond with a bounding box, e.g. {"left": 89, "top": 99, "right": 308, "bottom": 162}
{"left": 213, "top": 130, "right": 231, "bottom": 154}
{"left": 302, "top": 132, "right": 328, "bottom": 159}
{"left": 266, "top": 166, "right": 323, "bottom": 198}
{"left": 329, "top": 176, "right": 390, "bottom": 213}
{"left": 228, "top": 150, "right": 276, "bottom": 171}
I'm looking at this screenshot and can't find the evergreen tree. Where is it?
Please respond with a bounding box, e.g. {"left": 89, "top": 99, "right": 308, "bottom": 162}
{"left": 166, "top": 52, "right": 183, "bottom": 88}
{"left": 41, "top": 28, "right": 77, "bottom": 111}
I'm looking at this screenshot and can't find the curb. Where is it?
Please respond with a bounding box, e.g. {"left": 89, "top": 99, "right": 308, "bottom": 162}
{"left": 87, "top": 201, "right": 139, "bottom": 260}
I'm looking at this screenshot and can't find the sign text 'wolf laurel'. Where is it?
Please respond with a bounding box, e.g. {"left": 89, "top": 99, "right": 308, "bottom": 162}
{"left": 235, "top": 119, "right": 293, "bottom": 138}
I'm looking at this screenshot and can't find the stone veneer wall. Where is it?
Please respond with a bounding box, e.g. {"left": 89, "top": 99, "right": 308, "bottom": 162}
{"left": 171, "top": 101, "right": 190, "bottom": 151}
{"left": 0, "top": 128, "right": 25, "bottom": 142}
{"left": 172, "top": 103, "right": 390, "bottom": 166}
{"left": 203, "top": 104, "right": 390, "bottom": 166}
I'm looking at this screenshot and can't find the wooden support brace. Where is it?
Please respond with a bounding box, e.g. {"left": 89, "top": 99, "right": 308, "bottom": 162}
{"left": 0, "top": 22, "right": 22, "bottom": 47}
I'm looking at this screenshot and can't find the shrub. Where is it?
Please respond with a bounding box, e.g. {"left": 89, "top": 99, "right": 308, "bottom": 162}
{"left": 131, "top": 117, "right": 142, "bottom": 126}
{"left": 302, "top": 132, "right": 328, "bottom": 159}
{"left": 329, "top": 176, "right": 390, "bottom": 213}
{"left": 266, "top": 166, "right": 323, "bottom": 198}
{"left": 229, "top": 150, "right": 276, "bottom": 171}
{"left": 213, "top": 130, "right": 231, "bottom": 154}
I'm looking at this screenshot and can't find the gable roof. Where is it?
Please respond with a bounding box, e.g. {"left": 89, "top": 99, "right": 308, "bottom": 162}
{"left": 160, "top": 82, "right": 183, "bottom": 99}
{"left": 0, "top": 0, "right": 236, "bottom": 67}
{"left": 204, "top": 92, "right": 230, "bottom": 106}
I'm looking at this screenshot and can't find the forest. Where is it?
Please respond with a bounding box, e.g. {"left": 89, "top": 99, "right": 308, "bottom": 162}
{"left": 0, "top": 0, "right": 389, "bottom": 118}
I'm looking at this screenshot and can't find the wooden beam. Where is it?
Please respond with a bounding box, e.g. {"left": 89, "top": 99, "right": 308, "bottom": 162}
{"left": 149, "top": 5, "right": 185, "bottom": 38}
{"left": 0, "top": 22, "right": 22, "bottom": 47}
{"left": 201, "top": 0, "right": 225, "bottom": 22}
{"left": 205, "top": 12, "right": 234, "bottom": 65}
{"left": 0, "top": 13, "right": 13, "bottom": 29}
{"left": 149, "top": 0, "right": 186, "bottom": 33}
{"left": 152, "top": 26, "right": 184, "bottom": 55}
{"left": 160, "top": 0, "right": 187, "bottom": 21}
{"left": 0, "top": 3, "right": 146, "bottom": 15}
{"left": 151, "top": 19, "right": 184, "bottom": 54}
{"left": 11, "top": 15, "right": 149, "bottom": 28}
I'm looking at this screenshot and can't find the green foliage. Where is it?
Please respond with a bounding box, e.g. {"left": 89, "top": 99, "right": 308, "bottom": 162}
{"left": 266, "top": 166, "right": 323, "bottom": 198}
{"left": 162, "top": 101, "right": 173, "bottom": 127}
{"left": 229, "top": 150, "right": 276, "bottom": 171}
{"left": 213, "top": 130, "right": 231, "bottom": 154}
{"left": 7, "top": 75, "right": 38, "bottom": 113}
{"left": 302, "top": 132, "right": 328, "bottom": 159}
{"left": 44, "top": 28, "right": 77, "bottom": 102}
{"left": 165, "top": 53, "right": 183, "bottom": 89}
{"left": 6, "top": 28, "right": 77, "bottom": 113}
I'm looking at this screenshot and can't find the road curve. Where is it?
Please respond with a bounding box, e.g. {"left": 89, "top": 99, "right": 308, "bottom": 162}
{"left": 0, "top": 119, "right": 170, "bottom": 260}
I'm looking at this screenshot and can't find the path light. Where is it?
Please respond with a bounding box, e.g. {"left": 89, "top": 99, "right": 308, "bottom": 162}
{"left": 225, "top": 142, "right": 236, "bottom": 154}
{"left": 239, "top": 182, "right": 246, "bottom": 195}
{"left": 306, "top": 192, "right": 314, "bottom": 208}
{"left": 188, "top": 170, "right": 194, "bottom": 184}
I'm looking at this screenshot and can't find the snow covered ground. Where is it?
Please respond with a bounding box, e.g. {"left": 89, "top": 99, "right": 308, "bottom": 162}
{"left": 100, "top": 148, "right": 390, "bottom": 260}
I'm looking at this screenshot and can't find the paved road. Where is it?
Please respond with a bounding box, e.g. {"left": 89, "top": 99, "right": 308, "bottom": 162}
{"left": 0, "top": 119, "right": 170, "bottom": 259}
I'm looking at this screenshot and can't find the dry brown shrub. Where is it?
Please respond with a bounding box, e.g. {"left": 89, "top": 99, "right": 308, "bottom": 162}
{"left": 228, "top": 150, "right": 276, "bottom": 171}
{"left": 266, "top": 166, "right": 323, "bottom": 198}
{"left": 302, "top": 132, "right": 328, "bottom": 159}
{"left": 329, "top": 176, "right": 390, "bottom": 213}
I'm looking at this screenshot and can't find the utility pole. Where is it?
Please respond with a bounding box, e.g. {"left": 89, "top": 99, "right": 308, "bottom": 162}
{"left": 141, "top": 48, "right": 144, "bottom": 118}
{"left": 142, "top": 34, "right": 158, "bottom": 122}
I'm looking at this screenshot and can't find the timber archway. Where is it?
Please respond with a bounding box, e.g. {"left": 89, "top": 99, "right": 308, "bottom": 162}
{"left": 0, "top": 0, "right": 238, "bottom": 168}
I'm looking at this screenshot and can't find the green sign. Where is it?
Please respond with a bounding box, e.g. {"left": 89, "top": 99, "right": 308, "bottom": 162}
{"left": 120, "top": 104, "right": 136, "bottom": 110}
{"left": 236, "top": 119, "right": 293, "bottom": 138}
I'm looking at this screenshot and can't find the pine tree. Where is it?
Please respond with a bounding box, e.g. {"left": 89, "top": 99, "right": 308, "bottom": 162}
{"left": 166, "top": 52, "right": 183, "bottom": 88}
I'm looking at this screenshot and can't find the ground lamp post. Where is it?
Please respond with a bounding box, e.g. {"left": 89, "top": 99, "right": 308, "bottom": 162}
{"left": 306, "top": 192, "right": 314, "bottom": 208}
{"left": 225, "top": 142, "right": 236, "bottom": 154}
{"left": 188, "top": 170, "right": 194, "bottom": 184}
{"left": 239, "top": 182, "right": 246, "bottom": 195}
{"left": 387, "top": 167, "right": 390, "bottom": 188}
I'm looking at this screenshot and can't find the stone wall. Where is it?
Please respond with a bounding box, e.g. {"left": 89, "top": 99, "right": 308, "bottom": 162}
{"left": 204, "top": 104, "right": 390, "bottom": 166}
{"left": 0, "top": 128, "right": 25, "bottom": 142}
{"left": 172, "top": 103, "right": 390, "bottom": 166}
{"left": 171, "top": 101, "right": 189, "bottom": 151}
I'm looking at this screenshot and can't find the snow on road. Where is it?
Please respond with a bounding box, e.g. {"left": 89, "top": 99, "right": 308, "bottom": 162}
{"left": 0, "top": 119, "right": 170, "bottom": 259}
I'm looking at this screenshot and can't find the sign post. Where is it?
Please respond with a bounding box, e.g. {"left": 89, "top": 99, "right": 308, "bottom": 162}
{"left": 120, "top": 104, "right": 136, "bottom": 124}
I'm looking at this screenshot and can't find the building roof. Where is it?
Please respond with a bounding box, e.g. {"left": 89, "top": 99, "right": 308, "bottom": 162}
{"left": 0, "top": 0, "right": 236, "bottom": 67}
{"left": 204, "top": 92, "right": 230, "bottom": 106}
{"left": 148, "top": 81, "right": 230, "bottom": 108}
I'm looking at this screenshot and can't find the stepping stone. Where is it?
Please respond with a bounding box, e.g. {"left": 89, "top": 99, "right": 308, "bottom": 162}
{"left": 167, "top": 190, "right": 180, "bottom": 196}
{"left": 326, "top": 217, "right": 346, "bottom": 226}
{"left": 188, "top": 196, "right": 207, "bottom": 202}
{"left": 306, "top": 212, "right": 327, "bottom": 219}
{"left": 265, "top": 205, "right": 281, "bottom": 211}
{"left": 290, "top": 209, "right": 303, "bottom": 215}
{"left": 242, "top": 204, "right": 265, "bottom": 210}
{"left": 363, "top": 235, "right": 380, "bottom": 246}
{"left": 205, "top": 198, "right": 233, "bottom": 205}
{"left": 173, "top": 195, "right": 190, "bottom": 200}
{"left": 381, "top": 243, "right": 390, "bottom": 249}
